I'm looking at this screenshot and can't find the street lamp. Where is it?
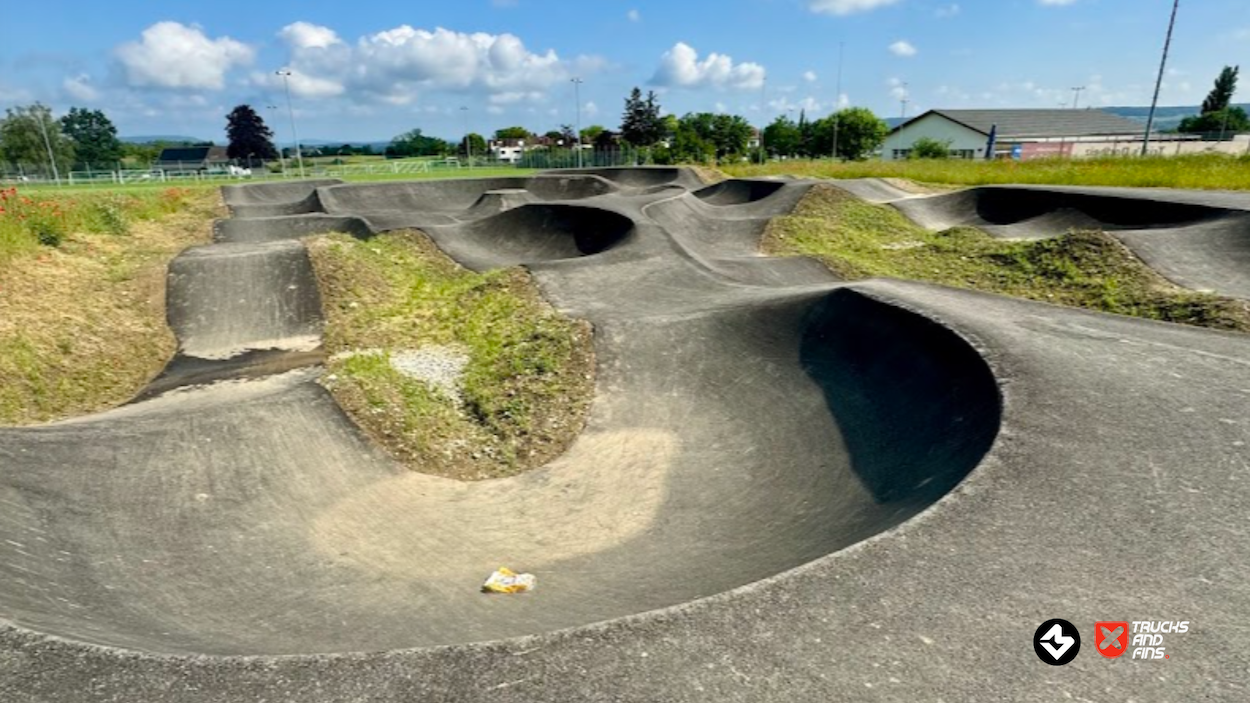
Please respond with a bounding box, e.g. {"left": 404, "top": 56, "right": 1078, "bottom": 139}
{"left": 460, "top": 106, "right": 471, "bottom": 169}
{"left": 1071, "top": 86, "right": 1087, "bottom": 109}
{"left": 571, "top": 77, "right": 584, "bottom": 169}
{"left": 275, "top": 69, "right": 305, "bottom": 178}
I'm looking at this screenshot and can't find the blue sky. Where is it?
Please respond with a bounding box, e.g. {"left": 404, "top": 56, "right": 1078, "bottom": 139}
{"left": 1, "top": 0, "right": 1247, "bottom": 142}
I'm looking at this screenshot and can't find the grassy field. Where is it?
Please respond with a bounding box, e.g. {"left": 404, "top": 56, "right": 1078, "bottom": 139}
{"left": 13, "top": 166, "right": 537, "bottom": 194}
{"left": 725, "top": 153, "right": 1250, "bottom": 191}
{"left": 306, "top": 231, "right": 594, "bottom": 480}
{"left": 0, "top": 187, "right": 219, "bottom": 424}
{"left": 764, "top": 185, "right": 1250, "bottom": 332}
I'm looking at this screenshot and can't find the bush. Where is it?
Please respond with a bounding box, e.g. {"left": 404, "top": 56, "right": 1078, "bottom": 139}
{"left": 910, "top": 137, "right": 953, "bottom": 160}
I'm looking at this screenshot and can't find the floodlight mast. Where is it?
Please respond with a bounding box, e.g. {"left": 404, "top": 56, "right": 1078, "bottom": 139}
{"left": 275, "top": 69, "right": 305, "bottom": 178}
{"left": 571, "top": 77, "right": 584, "bottom": 169}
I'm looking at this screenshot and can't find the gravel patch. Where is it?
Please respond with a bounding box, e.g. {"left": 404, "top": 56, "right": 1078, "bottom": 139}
{"left": 331, "top": 346, "right": 470, "bottom": 403}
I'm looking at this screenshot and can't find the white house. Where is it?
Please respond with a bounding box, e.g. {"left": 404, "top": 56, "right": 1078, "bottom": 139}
{"left": 881, "top": 109, "right": 1148, "bottom": 161}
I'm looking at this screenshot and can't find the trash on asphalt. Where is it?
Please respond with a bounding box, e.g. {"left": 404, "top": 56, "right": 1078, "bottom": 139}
{"left": 481, "top": 567, "right": 536, "bottom": 594}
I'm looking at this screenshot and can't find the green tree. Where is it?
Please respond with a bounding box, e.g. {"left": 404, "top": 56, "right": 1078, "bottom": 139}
{"left": 762, "top": 115, "right": 801, "bottom": 157}
{"left": 620, "top": 87, "right": 664, "bottom": 147}
{"left": 460, "top": 133, "right": 487, "bottom": 158}
{"left": 494, "top": 126, "right": 532, "bottom": 140}
{"left": 1201, "top": 66, "right": 1239, "bottom": 114}
{"left": 122, "top": 142, "right": 162, "bottom": 165}
{"left": 225, "top": 105, "right": 278, "bottom": 162}
{"left": 827, "top": 107, "right": 888, "bottom": 160}
{"left": 1180, "top": 66, "right": 1248, "bottom": 136}
{"left": 1178, "top": 107, "right": 1250, "bottom": 135}
{"left": 580, "top": 125, "right": 606, "bottom": 143}
{"left": 59, "top": 107, "right": 123, "bottom": 168}
{"left": 388, "top": 129, "right": 451, "bottom": 157}
{"left": 909, "top": 137, "right": 953, "bottom": 159}
{"left": 0, "top": 103, "right": 75, "bottom": 176}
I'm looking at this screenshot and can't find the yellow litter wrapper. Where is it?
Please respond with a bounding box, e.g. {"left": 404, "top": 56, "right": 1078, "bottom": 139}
{"left": 482, "top": 567, "right": 536, "bottom": 594}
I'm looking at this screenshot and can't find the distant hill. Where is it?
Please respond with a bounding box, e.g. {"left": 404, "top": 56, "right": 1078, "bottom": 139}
{"left": 1101, "top": 104, "right": 1249, "bottom": 132}
{"left": 120, "top": 135, "right": 206, "bottom": 144}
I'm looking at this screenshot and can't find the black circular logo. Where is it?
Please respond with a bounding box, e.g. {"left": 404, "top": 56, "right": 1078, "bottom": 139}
{"left": 1034, "top": 619, "right": 1081, "bottom": 665}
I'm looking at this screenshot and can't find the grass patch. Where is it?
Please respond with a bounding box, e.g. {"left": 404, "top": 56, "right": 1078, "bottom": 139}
{"left": 306, "top": 231, "right": 595, "bottom": 480}
{"left": 764, "top": 185, "right": 1250, "bottom": 332}
{"left": 724, "top": 153, "right": 1250, "bottom": 191}
{"left": 0, "top": 188, "right": 219, "bottom": 424}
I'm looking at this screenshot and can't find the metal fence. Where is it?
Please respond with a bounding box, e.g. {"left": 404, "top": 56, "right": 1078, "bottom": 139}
{"left": 3, "top": 147, "right": 664, "bottom": 187}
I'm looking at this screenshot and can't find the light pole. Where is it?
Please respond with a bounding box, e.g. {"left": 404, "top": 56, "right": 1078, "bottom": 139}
{"left": 832, "top": 41, "right": 844, "bottom": 161}
{"left": 275, "top": 69, "right": 305, "bottom": 178}
{"left": 900, "top": 82, "right": 910, "bottom": 120}
{"left": 34, "top": 107, "right": 61, "bottom": 186}
{"left": 759, "top": 77, "right": 767, "bottom": 164}
{"left": 1071, "top": 86, "right": 1086, "bottom": 109}
{"left": 265, "top": 105, "right": 285, "bottom": 174}
{"left": 1143, "top": 0, "right": 1180, "bottom": 156}
{"left": 460, "top": 106, "right": 471, "bottom": 169}
{"left": 571, "top": 78, "right": 584, "bottom": 169}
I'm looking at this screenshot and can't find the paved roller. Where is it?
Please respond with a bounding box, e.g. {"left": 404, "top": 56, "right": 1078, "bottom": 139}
{"left": 2, "top": 171, "right": 1248, "bottom": 702}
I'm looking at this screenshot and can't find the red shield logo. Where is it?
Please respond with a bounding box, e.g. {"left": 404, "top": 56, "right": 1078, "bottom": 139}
{"left": 1095, "top": 621, "right": 1129, "bottom": 658}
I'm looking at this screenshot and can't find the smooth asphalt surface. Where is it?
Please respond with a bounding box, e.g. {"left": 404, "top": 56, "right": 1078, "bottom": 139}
{"left": 1, "top": 168, "right": 1248, "bottom": 701}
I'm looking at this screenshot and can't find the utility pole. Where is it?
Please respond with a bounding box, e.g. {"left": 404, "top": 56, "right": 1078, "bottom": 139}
{"left": 460, "top": 106, "right": 472, "bottom": 169}
{"left": 832, "top": 41, "right": 844, "bottom": 161}
{"left": 900, "top": 82, "right": 910, "bottom": 120}
{"left": 275, "top": 69, "right": 305, "bottom": 178}
{"left": 571, "top": 77, "right": 584, "bottom": 169}
{"left": 1071, "top": 86, "right": 1086, "bottom": 109}
{"left": 1143, "top": 0, "right": 1180, "bottom": 157}
{"left": 34, "top": 107, "right": 61, "bottom": 186}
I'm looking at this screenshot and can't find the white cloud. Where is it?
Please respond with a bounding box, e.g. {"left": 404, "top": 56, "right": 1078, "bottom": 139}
{"left": 1038, "top": 0, "right": 1078, "bottom": 5}
{"left": 803, "top": 70, "right": 818, "bottom": 82}
{"left": 808, "top": 0, "right": 900, "bottom": 15}
{"left": 63, "top": 74, "right": 99, "bottom": 101}
{"left": 651, "top": 42, "right": 766, "bottom": 90}
{"left": 583, "top": 100, "right": 599, "bottom": 117}
{"left": 279, "top": 21, "right": 342, "bottom": 49}
{"left": 627, "top": 9, "right": 641, "bottom": 22}
{"left": 935, "top": 4, "right": 960, "bottom": 17}
{"left": 889, "top": 40, "right": 918, "bottom": 57}
{"left": 256, "top": 23, "right": 591, "bottom": 105}
{"left": 116, "top": 22, "right": 254, "bottom": 90}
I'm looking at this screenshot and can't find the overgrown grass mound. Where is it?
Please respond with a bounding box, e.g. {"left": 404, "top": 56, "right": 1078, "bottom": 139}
{"left": 307, "top": 231, "right": 595, "bottom": 480}
{"left": 0, "top": 188, "right": 218, "bottom": 424}
{"left": 764, "top": 185, "right": 1250, "bottom": 332}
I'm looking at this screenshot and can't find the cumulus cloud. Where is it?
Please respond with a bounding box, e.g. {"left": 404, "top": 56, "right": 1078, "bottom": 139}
{"left": 260, "top": 23, "right": 580, "bottom": 104}
{"left": 63, "top": 74, "right": 99, "bottom": 101}
{"left": 279, "top": 21, "right": 342, "bottom": 49}
{"left": 651, "top": 42, "right": 766, "bottom": 90}
{"left": 809, "top": 0, "right": 900, "bottom": 15}
{"left": 803, "top": 70, "right": 818, "bottom": 82}
{"left": 936, "top": 3, "right": 961, "bottom": 17}
{"left": 627, "top": 9, "right": 641, "bottom": 22}
{"left": 116, "top": 22, "right": 254, "bottom": 90}
{"left": 1038, "top": 0, "right": 1078, "bottom": 5}
{"left": 889, "top": 40, "right": 918, "bottom": 57}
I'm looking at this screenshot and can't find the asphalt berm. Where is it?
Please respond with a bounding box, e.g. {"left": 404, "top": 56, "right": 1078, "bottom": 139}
{"left": 1, "top": 168, "right": 1247, "bottom": 701}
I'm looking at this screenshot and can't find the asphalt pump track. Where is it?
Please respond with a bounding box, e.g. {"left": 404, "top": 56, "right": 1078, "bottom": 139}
{"left": 2, "top": 169, "right": 1248, "bottom": 701}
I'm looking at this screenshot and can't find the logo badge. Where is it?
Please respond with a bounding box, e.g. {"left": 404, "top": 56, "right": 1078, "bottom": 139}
{"left": 1034, "top": 619, "right": 1081, "bottom": 665}
{"left": 1095, "top": 621, "right": 1130, "bottom": 658}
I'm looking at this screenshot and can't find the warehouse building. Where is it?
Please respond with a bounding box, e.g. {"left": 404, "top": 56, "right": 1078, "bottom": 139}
{"left": 881, "top": 109, "right": 1147, "bottom": 160}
